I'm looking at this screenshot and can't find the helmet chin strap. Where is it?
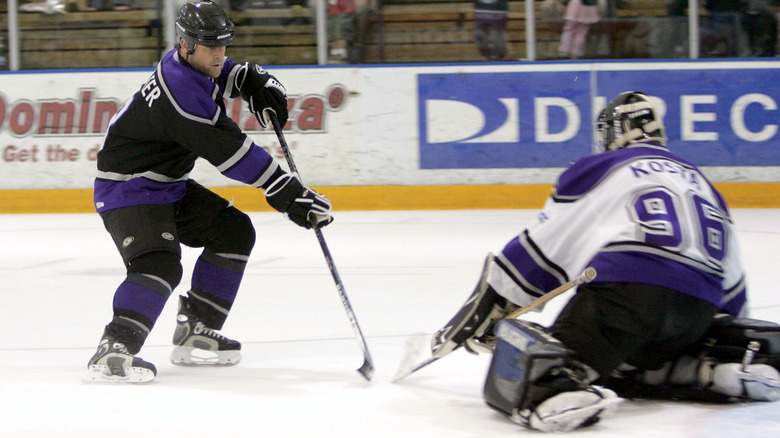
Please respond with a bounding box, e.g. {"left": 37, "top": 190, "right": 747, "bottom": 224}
{"left": 178, "top": 40, "right": 195, "bottom": 60}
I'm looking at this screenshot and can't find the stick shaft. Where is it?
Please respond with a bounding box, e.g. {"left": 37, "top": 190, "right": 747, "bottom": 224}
{"left": 504, "top": 267, "right": 597, "bottom": 320}
{"left": 269, "top": 115, "right": 374, "bottom": 380}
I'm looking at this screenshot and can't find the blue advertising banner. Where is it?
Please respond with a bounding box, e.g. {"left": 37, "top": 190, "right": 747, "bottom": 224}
{"left": 418, "top": 68, "right": 779, "bottom": 169}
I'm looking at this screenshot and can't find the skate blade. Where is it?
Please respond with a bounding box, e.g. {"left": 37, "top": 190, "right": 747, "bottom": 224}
{"left": 170, "top": 346, "right": 241, "bottom": 367}
{"left": 82, "top": 365, "right": 155, "bottom": 384}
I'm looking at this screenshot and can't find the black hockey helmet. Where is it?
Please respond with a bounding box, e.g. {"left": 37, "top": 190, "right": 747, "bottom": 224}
{"left": 176, "top": 1, "right": 235, "bottom": 53}
{"left": 594, "top": 91, "right": 666, "bottom": 154}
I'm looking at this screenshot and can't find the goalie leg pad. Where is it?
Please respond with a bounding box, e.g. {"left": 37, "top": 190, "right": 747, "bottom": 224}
{"left": 431, "top": 254, "right": 517, "bottom": 357}
{"left": 484, "top": 320, "right": 619, "bottom": 432}
{"left": 529, "top": 386, "right": 621, "bottom": 433}
{"left": 707, "top": 363, "right": 780, "bottom": 401}
{"left": 699, "top": 314, "right": 780, "bottom": 369}
{"left": 613, "top": 354, "right": 780, "bottom": 402}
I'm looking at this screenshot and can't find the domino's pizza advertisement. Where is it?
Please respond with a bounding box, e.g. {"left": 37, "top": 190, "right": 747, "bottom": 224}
{"left": 0, "top": 69, "right": 355, "bottom": 189}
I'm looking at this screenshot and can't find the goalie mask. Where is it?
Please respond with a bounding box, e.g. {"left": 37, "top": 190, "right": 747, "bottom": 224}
{"left": 176, "top": 1, "right": 235, "bottom": 54}
{"left": 594, "top": 91, "right": 666, "bottom": 154}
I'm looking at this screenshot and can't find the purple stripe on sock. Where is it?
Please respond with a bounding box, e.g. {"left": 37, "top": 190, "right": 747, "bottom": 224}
{"left": 113, "top": 281, "right": 168, "bottom": 323}
{"left": 191, "top": 257, "right": 243, "bottom": 303}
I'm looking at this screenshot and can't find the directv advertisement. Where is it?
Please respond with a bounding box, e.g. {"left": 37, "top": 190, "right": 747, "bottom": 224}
{"left": 418, "top": 67, "right": 779, "bottom": 169}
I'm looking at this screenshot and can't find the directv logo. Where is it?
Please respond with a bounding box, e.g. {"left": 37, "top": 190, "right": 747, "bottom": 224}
{"left": 417, "top": 71, "right": 593, "bottom": 169}
{"left": 423, "top": 97, "right": 583, "bottom": 145}
{"left": 424, "top": 98, "right": 520, "bottom": 144}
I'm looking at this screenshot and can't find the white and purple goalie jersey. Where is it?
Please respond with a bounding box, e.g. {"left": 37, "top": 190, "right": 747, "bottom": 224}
{"left": 489, "top": 143, "right": 748, "bottom": 317}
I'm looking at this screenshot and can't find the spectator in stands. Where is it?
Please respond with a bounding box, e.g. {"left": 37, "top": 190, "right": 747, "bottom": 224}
{"left": 558, "top": 0, "right": 601, "bottom": 59}
{"left": 84, "top": 0, "right": 132, "bottom": 11}
{"left": 473, "top": 0, "right": 509, "bottom": 61}
{"left": 328, "top": 0, "right": 356, "bottom": 63}
{"left": 741, "top": 0, "right": 778, "bottom": 57}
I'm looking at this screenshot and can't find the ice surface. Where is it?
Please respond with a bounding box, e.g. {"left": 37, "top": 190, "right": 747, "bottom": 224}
{"left": 0, "top": 209, "right": 778, "bottom": 437}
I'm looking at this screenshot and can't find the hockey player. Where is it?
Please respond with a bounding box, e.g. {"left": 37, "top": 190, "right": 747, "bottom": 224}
{"left": 430, "top": 92, "right": 780, "bottom": 432}
{"left": 84, "top": 1, "right": 333, "bottom": 383}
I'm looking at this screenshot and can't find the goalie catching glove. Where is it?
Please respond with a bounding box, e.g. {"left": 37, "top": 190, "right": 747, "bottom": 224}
{"left": 237, "top": 63, "right": 288, "bottom": 129}
{"left": 265, "top": 173, "right": 333, "bottom": 229}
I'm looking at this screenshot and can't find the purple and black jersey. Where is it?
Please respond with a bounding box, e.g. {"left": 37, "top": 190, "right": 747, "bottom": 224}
{"left": 94, "top": 49, "right": 280, "bottom": 213}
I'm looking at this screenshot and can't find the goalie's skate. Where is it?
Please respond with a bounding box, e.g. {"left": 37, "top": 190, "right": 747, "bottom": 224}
{"left": 83, "top": 337, "right": 156, "bottom": 384}
{"left": 431, "top": 254, "right": 517, "bottom": 358}
{"left": 524, "top": 387, "right": 622, "bottom": 433}
{"left": 171, "top": 296, "right": 241, "bottom": 366}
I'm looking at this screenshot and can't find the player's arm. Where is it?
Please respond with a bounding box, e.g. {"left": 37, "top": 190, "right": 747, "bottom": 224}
{"left": 173, "top": 113, "right": 331, "bottom": 229}
{"left": 229, "top": 62, "right": 288, "bottom": 129}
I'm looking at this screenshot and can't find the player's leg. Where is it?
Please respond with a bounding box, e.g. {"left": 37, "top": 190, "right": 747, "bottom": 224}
{"left": 484, "top": 320, "right": 621, "bottom": 433}
{"left": 170, "top": 181, "right": 256, "bottom": 366}
{"left": 550, "top": 283, "right": 718, "bottom": 382}
{"left": 611, "top": 315, "right": 780, "bottom": 402}
{"left": 490, "top": 282, "right": 719, "bottom": 428}
{"left": 85, "top": 204, "right": 183, "bottom": 383}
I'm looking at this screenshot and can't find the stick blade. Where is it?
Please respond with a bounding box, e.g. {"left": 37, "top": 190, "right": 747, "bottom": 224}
{"left": 358, "top": 359, "right": 374, "bottom": 381}
{"left": 393, "top": 356, "right": 439, "bottom": 383}
{"left": 392, "top": 333, "right": 436, "bottom": 382}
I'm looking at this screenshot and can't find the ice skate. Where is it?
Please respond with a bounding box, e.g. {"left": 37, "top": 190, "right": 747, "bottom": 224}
{"left": 83, "top": 337, "right": 156, "bottom": 384}
{"left": 171, "top": 296, "right": 241, "bottom": 366}
{"left": 431, "top": 254, "right": 518, "bottom": 357}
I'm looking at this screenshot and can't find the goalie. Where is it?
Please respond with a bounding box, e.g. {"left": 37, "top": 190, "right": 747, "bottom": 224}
{"left": 430, "top": 92, "right": 780, "bottom": 432}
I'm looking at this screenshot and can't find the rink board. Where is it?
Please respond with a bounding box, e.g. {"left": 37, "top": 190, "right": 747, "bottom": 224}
{"left": 0, "top": 182, "right": 778, "bottom": 213}
{"left": 1, "top": 60, "right": 779, "bottom": 213}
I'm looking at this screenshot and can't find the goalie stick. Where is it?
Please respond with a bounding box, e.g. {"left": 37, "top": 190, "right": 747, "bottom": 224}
{"left": 392, "top": 267, "right": 597, "bottom": 382}
{"left": 268, "top": 114, "right": 375, "bottom": 381}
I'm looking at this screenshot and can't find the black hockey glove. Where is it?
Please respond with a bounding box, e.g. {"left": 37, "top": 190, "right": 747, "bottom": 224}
{"left": 265, "top": 173, "right": 333, "bottom": 229}
{"left": 237, "top": 63, "right": 288, "bottom": 129}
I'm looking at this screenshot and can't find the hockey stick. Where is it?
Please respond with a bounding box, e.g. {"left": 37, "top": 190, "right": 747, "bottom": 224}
{"left": 504, "top": 267, "right": 597, "bottom": 320}
{"left": 268, "top": 114, "right": 375, "bottom": 381}
{"left": 393, "top": 267, "right": 597, "bottom": 382}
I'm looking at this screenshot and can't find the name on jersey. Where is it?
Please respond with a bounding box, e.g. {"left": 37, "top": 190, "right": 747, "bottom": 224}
{"left": 142, "top": 76, "right": 161, "bottom": 108}
{"left": 629, "top": 159, "right": 702, "bottom": 190}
